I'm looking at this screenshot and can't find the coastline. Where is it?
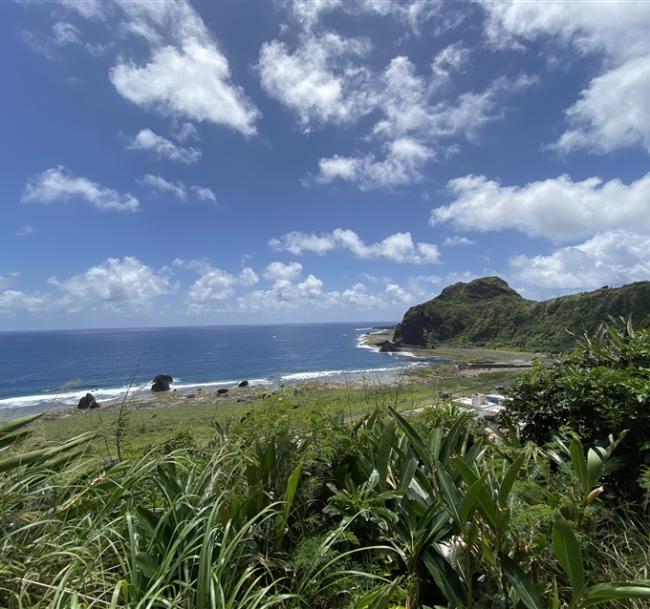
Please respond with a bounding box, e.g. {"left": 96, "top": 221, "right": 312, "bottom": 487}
{"left": 1, "top": 326, "right": 543, "bottom": 422}
{"left": 2, "top": 361, "right": 421, "bottom": 422}
{"left": 358, "top": 327, "right": 544, "bottom": 372}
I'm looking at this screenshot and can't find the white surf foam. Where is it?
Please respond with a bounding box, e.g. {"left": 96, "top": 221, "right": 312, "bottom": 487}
{"left": 0, "top": 377, "right": 274, "bottom": 412}
{"left": 280, "top": 366, "right": 403, "bottom": 382}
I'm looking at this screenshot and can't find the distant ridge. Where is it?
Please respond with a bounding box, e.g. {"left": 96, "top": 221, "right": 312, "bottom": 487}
{"left": 393, "top": 276, "right": 650, "bottom": 352}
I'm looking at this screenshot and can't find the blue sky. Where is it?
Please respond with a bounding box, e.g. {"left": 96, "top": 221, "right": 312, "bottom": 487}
{"left": 1, "top": 0, "right": 649, "bottom": 330}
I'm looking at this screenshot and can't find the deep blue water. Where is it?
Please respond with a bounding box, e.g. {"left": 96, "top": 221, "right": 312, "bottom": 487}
{"left": 0, "top": 323, "right": 434, "bottom": 419}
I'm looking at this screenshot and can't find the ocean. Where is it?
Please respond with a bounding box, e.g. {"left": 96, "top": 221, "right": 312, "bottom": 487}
{"left": 0, "top": 322, "right": 440, "bottom": 419}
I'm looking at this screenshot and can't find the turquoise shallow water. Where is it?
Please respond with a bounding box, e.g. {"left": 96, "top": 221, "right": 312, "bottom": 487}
{"left": 0, "top": 322, "right": 439, "bottom": 418}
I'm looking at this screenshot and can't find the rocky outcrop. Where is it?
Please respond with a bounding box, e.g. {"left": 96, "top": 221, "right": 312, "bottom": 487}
{"left": 378, "top": 340, "right": 399, "bottom": 353}
{"left": 393, "top": 276, "right": 650, "bottom": 352}
{"left": 78, "top": 393, "right": 99, "bottom": 409}
{"left": 238, "top": 380, "right": 249, "bottom": 387}
{"left": 151, "top": 374, "right": 173, "bottom": 392}
{"left": 217, "top": 388, "right": 229, "bottom": 395}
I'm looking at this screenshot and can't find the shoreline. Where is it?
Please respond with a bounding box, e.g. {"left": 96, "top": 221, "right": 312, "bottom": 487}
{"left": 359, "top": 327, "right": 544, "bottom": 367}
{"left": 1, "top": 328, "right": 544, "bottom": 422}
{"left": 1, "top": 363, "right": 422, "bottom": 422}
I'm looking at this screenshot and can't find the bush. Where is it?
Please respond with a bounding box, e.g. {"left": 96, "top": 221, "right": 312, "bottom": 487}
{"left": 506, "top": 320, "right": 650, "bottom": 494}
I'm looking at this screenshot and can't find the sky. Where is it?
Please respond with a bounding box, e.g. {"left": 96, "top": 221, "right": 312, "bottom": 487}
{"left": 1, "top": 0, "right": 650, "bottom": 330}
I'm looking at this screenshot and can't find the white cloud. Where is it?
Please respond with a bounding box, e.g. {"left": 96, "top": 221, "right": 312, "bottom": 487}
{"left": 270, "top": 228, "right": 440, "bottom": 264}
{"left": 48, "top": 256, "right": 172, "bottom": 312}
{"left": 55, "top": 0, "right": 259, "bottom": 135}
{"left": 22, "top": 166, "right": 139, "bottom": 212}
{"left": 511, "top": 231, "right": 650, "bottom": 289}
{"left": 289, "top": 0, "right": 446, "bottom": 34}
{"left": 239, "top": 273, "right": 334, "bottom": 312}
{"left": 373, "top": 58, "right": 535, "bottom": 143}
{"left": 239, "top": 267, "right": 259, "bottom": 286}
{"left": 127, "top": 128, "right": 201, "bottom": 163}
{"left": 16, "top": 225, "right": 36, "bottom": 237}
{"left": 111, "top": 40, "right": 259, "bottom": 135}
{"left": 259, "top": 4, "right": 533, "bottom": 190}
{"left": 0, "top": 290, "right": 51, "bottom": 315}
{"left": 431, "top": 42, "right": 470, "bottom": 79}
{"left": 443, "top": 235, "right": 475, "bottom": 247}
{"left": 174, "top": 259, "right": 259, "bottom": 311}
{"left": 139, "top": 174, "right": 187, "bottom": 200}
{"left": 52, "top": 21, "right": 81, "bottom": 46}
{"left": 190, "top": 185, "right": 217, "bottom": 202}
{"left": 264, "top": 261, "right": 304, "bottom": 281}
{"left": 384, "top": 282, "right": 413, "bottom": 305}
{"left": 269, "top": 231, "right": 336, "bottom": 256}
{"left": 289, "top": 0, "right": 342, "bottom": 29}
{"left": 312, "top": 54, "right": 535, "bottom": 188}
{"left": 58, "top": 0, "right": 106, "bottom": 20}
{"left": 171, "top": 121, "right": 199, "bottom": 142}
{"left": 188, "top": 266, "right": 237, "bottom": 304}
{"left": 317, "top": 137, "right": 435, "bottom": 189}
{"left": 481, "top": 1, "right": 650, "bottom": 62}
{"left": 259, "top": 32, "right": 375, "bottom": 127}
{"left": 431, "top": 172, "right": 650, "bottom": 242}
{"left": 554, "top": 56, "right": 650, "bottom": 154}
{"left": 139, "top": 175, "right": 217, "bottom": 203}
{"left": 480, "top": 1, "right": 650, "bottom": 155}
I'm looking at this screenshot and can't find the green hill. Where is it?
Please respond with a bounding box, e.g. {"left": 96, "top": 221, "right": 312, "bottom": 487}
{"left": 393, "top": 276, "right": 650, "bottom": 352}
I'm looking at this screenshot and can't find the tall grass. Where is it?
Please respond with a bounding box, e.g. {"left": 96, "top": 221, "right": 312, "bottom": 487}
{"left": 2, "top": 385, "right": 650, "bottom": 608}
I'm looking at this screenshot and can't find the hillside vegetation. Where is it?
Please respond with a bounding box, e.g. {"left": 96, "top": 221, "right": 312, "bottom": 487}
{"left": 2, "top": 322, "right": 650, "bottom": 608}
{"left": 394, "top": 277, "right": 650, "bottom": 352}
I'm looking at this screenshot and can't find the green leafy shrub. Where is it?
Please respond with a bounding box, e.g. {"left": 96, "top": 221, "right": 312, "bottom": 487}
{"left": 505, "top": 320, "right": 650, "bottom": 493}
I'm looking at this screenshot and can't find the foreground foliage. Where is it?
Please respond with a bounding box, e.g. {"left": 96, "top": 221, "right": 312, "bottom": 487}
{"left": 2, "top": 331, "right": 650, "bottom": 608}
{"left": 506, "top": 319, "right": 650, "bottom": 495}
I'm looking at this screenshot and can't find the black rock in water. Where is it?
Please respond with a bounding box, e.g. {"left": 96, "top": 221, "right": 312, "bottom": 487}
{"left": 151, "top": 374, "right": 173, "bottom": 392}
{"left": 378, "top": 340, "right": 399, "bottom": 353}
{"left": 78, "top": 392, "right": 99, "bottom": 409}
{"left": 238, "top": 380, "right": 249, "bottom": 387}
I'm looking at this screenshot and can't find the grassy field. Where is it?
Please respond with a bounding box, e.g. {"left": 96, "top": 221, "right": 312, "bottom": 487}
{"left": 28, "top": 367, "right": 520, "bottom": 458}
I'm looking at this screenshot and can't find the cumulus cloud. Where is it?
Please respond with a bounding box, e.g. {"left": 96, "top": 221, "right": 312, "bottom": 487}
{"left": 317, "top": 138, "right": 435, "bottom": 189}
{"left": 111, "top": 40, "right": 259, "bottom": 135}
{"left": 480, "top": 1, "right": 650, "bottom": 155}
{"left": 264, "top": 261, "right": 304, "bottom": 281}
{"left": 261, "top": 6, "right": 533, "bottom": 190}
{"left": 553, "top": 56, "right": 650, "bottom": 154}
{"left": 511, "top": 231, "right": 650, "bottom": 289}
{"left": 53, "top": 0, "right": 259, "bottom": 135}
{"left": 127, "top": 128, "right": 201, "bottom": 163}
{"left": 239, "top": 274, "right": 333, "bottom": 313}
{"left": 48, "top": 256, "right": 172, "bottom": 312}
{"left": 259, "top": 32, "right": 375, "bottom": 128}
{"left": 22, "top": 166, "right": 139, "bottom": 212}
{"left": 270, "top": 228, "right": 440, "bottom": 264}
{"left": 239, "top": 267, "right": 259, "bottom": 286}
{"left": 0, "top": 290, "right": 51, "bottom": 315}
{"left": 431, "top": 172, "right": 650, "bottom": 242}
{"left": 188, "top": 267, "right": 237, "bottom": 305}
{"left": 481, "top": 1, "right": 650, "bottom": 62}
{"left": 313, "top": 56, "right": 535, "bottom": 188}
